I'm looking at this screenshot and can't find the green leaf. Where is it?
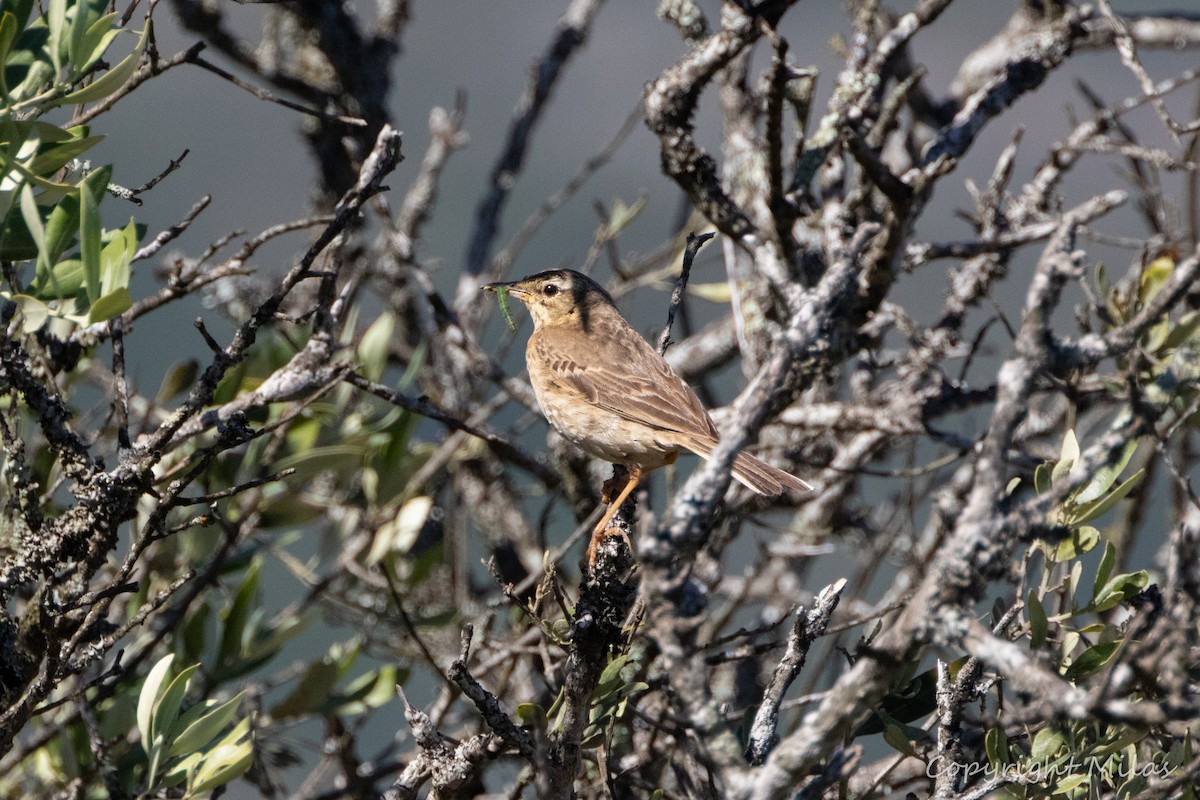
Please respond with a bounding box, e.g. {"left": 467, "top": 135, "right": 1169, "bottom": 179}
{"left": 270, "top": 659, "right": 340, "bottom": 719}
{"left": 157, "top": 359, "right": 199, "bottom": 403}
{"left": 1064, "top": 641, "right": 1119, "bottom": 681}
{"left": 1161, "top": 309, "right": 1200, "bottom": 352}
{"left": 218, "top": 558, "right": 261, "bottom": 671}
{"left": 1094, "top": 262, "right": 1110, "bottom": 299}
{"left": 325, "top": 665, "right": 401, "bottom": 716}
{"left": 1031, "top": 726, "right": 1066, "bottom": 760}
{"left": 274, "top": 443, "right": 368, "bottom": 483}
{"left": 39, "top": 190, "right": 80, "bottom": 268}
{"left": 181, "top": 600, "right": 210, "bottom": 665}
{"left": 139, "top": 657, "right": 198, "bottom": 790}
{"left": 366, "top": 496, "right": 432, "bottom": 565}
{"left": 168, "top": 693, "right": 244, "bottom": 757}
{"left": 3, "top": 292, "right": 50, "bottom": 331}
{"left": 1053, "top": 429, "right": 1080, "bottom": 482}
{"left": 1034, "top": 462, "right": 1053, "bottom": 495}
{"left": 78, "top": 11, "right": 120, "bottom": 72}
{"left": 1056, "top": 773, "right": 1089, "bottom": 793}
{"left": 189, "top": 721, "right": 254, "bottom": 793}
{"left": 137, "top": 654, "right": 175, "bottom": 752}
{"left": 0, "top": 12, "right": 23, "bottom": 89}
{"left": 1144, "top": 317, "right": 1171, "bottom": 353}
{"left": 357, "top": 312, "right": 394, "bottom": 382}
{"left": 19, "top": 182, "right": 48, "bottom": 277}
{"left": 517, "top": 702, "right": 548, "bottom": 729}
{"left": 1095, "top": 725, "right": 1148, "bottom": 758}
{"left": 1054, "top": 525, "right": 1100, "bottom": 562}
{"left": 1074, "top": 439, "right": 1139, "bottom": 504}
{"left": 79, "top": 164, "right": 108, "bottom": 302}
{"left": 985, "top": 726, "right": 1009, "bottom": 767}
{"left": 882, "top": 723, "right": 918, "bottom": 757}
{"left": 67, "top": 0, "right": 91, "bottom": 72}
{"left": 1061, "top": 630, "right": 1081, "bottom": 663}
{"left": 99, "top": 217, "right": 136, "bottom": 295}
{"left": 152, "top": 663, "right": 199, "bottom": 750}
{"left": 31, "top": 258, "right": 84, "bottom": 299}
{"left": 580, "top": 728, "right": 606, "bottom": 749}
{"left": 0, "top": 130, "right": 76, "bottom": 193}
{"left": 1093, "top": 541, "right": 1117, "bottom": 600}
{"left": 5, "top": 24, "right": 53, "bottom": 104}
{"left": 160, "top": 750, "right": 203, "bottom": 788}
{"left": 597, "top": 655, "right": 629, "bottom": 695}
{"left": 29, "top": 131, "right": 104, "bottom": 178}
{"left": 1067, "top": 559, "right": 1085, "bottom": 608}
{"left": 50, "top": 20, "right": 147, "bottom": 107}
{"left": 1093, "top": 570, "right": 1150, "bottom": 612}
{"left": 686, "top": 281, "right": 737, "bottom": 302}
{"left": 1028, "top": 590, "right": 1048, "bottom": 650}
{"left": 330, "top": 665, "right": 400, "bottom": 715}
{"left": 86, "top": 286, "right": 130, "bottom": 323}
{"left": 1138, "top": 255, "right": 1174, "bottom": 303}
{"left": 1119, "top": 775, "right": 1149, "bottom": 800}
{"left": 45, "top": 0, "right": 65, "bottom": 74}
{"left": 238, "top": 605, "right": 318, "bottom": 670}
{"left": 1071, "top": 470, "right": 1144, "bottom": 526}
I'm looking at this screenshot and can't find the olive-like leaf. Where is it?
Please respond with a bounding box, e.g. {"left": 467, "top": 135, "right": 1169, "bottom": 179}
{"left": 168, "top": 693, "right": 244, "bottom": 757}
{"left": 86, "top": 286, "right": 130, "bottom": 323}
{"left": 50, "top": 19, "right": 148, "bottom": 107}
{"left": 1072, "top": 470, "right": 1144, "bottom": 526}
{"left": 136, "top": 654, "right": 175, "bottom": 752}
{"left": 1064, "top": 641, "right": 1119, "bottom": 681}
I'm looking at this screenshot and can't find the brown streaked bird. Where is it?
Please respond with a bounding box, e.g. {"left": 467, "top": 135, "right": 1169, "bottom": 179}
{"left": 483, "top": 269, "right": 811, "bottom": 564}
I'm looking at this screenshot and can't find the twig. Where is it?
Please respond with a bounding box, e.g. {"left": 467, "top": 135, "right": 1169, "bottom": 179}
{"left": 132, "top": 195, "right": 211, "bottom": 262}
{"left": 657, "top": 231, "right": 714, "bottom": 355}
{"left": 744, "top": 578, "right": 846, "bottom": 765}
{"left": 131, "top": 150, "right": 190, "bottom": 197}
{"left": 184, "top": 51, "right": 367, "bottom": 127}
{"left": 447, "top": 626, "right": 535, "bottom": 760}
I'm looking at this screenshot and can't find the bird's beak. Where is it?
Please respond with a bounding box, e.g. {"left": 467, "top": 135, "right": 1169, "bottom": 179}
{"left": 482, "top": 281, "right": 529, "bottom": 298}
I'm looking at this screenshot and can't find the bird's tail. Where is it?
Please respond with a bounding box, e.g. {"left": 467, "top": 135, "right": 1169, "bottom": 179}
{"left": 684, "top": 436, "right": 812, "bottom": 496}
{"left": 731, "top": 451, "right": 812, "bottom": 496}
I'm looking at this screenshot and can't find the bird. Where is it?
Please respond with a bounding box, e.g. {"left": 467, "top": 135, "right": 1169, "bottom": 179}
{"left": 483, "top": 269, "right": 811, "bottom": 566}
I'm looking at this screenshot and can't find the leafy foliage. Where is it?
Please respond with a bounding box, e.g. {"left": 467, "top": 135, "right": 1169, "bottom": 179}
{"left": 0, "top": 0, "right": 144, "bottom": 330}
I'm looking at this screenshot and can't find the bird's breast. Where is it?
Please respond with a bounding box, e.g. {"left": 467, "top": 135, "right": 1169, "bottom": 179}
{"left": 526, "top": 350, "right": 678, "bottom": 469}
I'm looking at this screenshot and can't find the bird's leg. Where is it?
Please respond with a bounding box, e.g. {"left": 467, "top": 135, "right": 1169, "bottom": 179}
{"left": 600, "top": 473, "right": 621, "bottom": 503}
{"left": 586, "top": 467, "right": 643, "bottom": 570}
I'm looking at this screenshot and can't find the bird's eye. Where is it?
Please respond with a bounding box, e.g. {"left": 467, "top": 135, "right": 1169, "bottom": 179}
{"left": 542, "top": 283, "right": 559, "bottom": 297}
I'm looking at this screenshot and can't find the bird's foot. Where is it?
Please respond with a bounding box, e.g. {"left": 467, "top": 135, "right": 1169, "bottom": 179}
{"left": 583, "top": 522, "right": 632, "bottom": 577}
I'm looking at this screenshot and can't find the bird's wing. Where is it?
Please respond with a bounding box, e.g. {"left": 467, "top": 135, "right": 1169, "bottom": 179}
{"left": 532, "top": 317, "right": 719, "bottom": 441}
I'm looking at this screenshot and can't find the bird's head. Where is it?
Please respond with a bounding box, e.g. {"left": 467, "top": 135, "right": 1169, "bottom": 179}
{"left": 482, "top": 269, "right": 612, "bottom": 329}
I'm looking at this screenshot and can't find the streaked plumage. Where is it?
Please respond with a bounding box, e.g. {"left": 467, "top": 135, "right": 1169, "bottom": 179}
{"left": 483, "top": 269, "right": 810, "bottom": 561}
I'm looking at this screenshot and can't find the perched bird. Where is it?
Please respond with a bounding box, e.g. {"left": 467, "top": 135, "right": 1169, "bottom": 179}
{"left": 483, "top": 269, "right": 811, "bottom": 564}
